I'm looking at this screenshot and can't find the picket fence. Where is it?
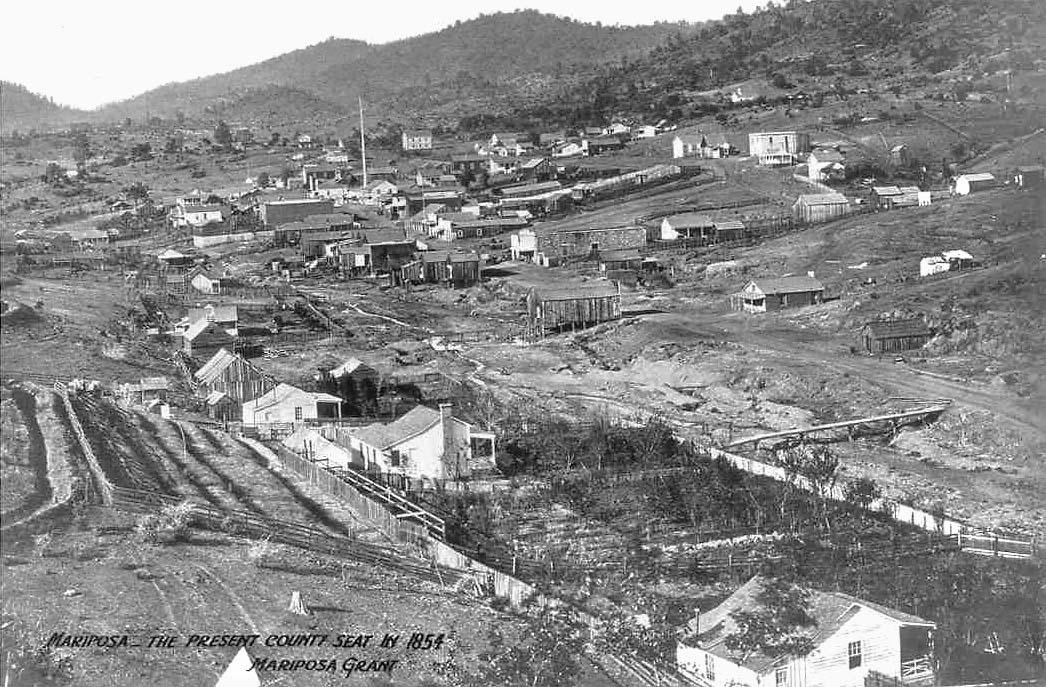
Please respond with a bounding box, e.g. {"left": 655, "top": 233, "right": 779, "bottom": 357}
{"left": 707, "top": 447, "right": 1037, "bottom": 558}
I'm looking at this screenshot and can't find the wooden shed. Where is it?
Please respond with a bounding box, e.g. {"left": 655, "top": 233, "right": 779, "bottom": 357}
{"left": 421, "top": 250, "right": 482, "bottom": 286}
{"left": 793, "top": 193, "right": 851, "bottom": 224}
{"left": 1015, "top": 165, "right": 1044, "bottom": 189}
{"left": 527, "top": 282, "right": 621, "bottom": 334}
{"left": 861, "top": 319, "right": 932, "bottom": 354}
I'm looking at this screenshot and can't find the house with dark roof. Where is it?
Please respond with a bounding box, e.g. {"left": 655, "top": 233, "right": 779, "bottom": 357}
{"left": 193, "top": 348, "right": 276, "bottom": 420}
{"left": 1014, "top": 165, "right": 1044, "bottom": 189}
{"left": 952, "top": 172, "right": 996, "bottom": 196}
{"left": 861, "top": 319, "right": 932, "bottom": 354}
{"left": 325, "top": 358, "right": 381, "bottom": 416}
{"left": 656, "top": 213, "right": 716, "bottom": 241}
{"left": 583, "top": 135, "right": 626, "bottom": 156}
{"left": 736, "top": 275, "right": 824, "bottom": 313}
{"left": 182, "top": 319, "right": 237, "bottom": 360}
{"left": 676, "top": 576, "right": 936, "bottom": 687}
{"left": 420, "top": 250, "right": 482, "bottom": 286}
{"left": 794, "top": 193, "right": 852, "bottom": 224}
{"left": 527, "top": 282, "right": 622, "bottom": 333}
{"left": 871, "top": 186, "right": 904, "bottom": 210}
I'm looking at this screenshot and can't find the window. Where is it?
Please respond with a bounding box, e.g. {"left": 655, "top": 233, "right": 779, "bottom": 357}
{"left": 775, "top": 667, "right": 788, "bottom": 686}
{"left": 294, "top": 406, "right": 303, "bottom": 421}
{"left": 848, "top": 640, "right": 862, "bottom": 669}
{"left": 704, "top": 654, "right": 715, "bottom": 680}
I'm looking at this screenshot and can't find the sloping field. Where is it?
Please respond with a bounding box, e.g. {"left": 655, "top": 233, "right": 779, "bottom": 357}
{"left": 65, "top": 394, "right": 385, "bottom": 541}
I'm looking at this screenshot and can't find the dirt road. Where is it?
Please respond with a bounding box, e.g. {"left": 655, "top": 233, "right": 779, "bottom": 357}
{"left": 636, "top": 311, "right": 1046, "bottom": 439}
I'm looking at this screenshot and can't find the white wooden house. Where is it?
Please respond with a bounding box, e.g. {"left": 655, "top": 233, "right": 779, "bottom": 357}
{"left": 241, "top": 383, "right": 342, "bottom": 425}
{"left": 189, "top": 268, "right": 224, "bottom": 295}
{"left": 748, "top": 131, "right": 810, "bottom": 166}
{"left": 331, "top": 405, "right": 495, "bottom": 481}
{"left": 677, "top": 577, "right": 936, "bottom": 687}
{"left": 807, "top": 148, "right": 845, "bottom": 182}
{"left": 656, "top": 213, "right": 715, "bottom": 241}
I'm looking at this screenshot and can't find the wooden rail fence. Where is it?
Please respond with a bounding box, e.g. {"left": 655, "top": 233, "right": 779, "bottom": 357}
{"left": 254, "top": 440, "right": 445, "bottom": 540}
{"left": 107, "top": 485, "right": 469, "bottom": 588}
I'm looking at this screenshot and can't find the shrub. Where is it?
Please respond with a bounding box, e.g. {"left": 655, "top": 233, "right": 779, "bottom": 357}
{"left": 135, "top": 501, "right": 194, "bottom": 545}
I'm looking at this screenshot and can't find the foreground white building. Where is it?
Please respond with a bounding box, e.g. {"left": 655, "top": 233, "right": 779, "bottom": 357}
{"left": 677, "top": 576, "right": 936, "bottom": 687}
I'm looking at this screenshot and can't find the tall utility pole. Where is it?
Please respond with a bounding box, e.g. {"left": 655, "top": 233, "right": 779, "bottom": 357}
{"left": 358, "top": 96, "right": 368, "bottom": 187}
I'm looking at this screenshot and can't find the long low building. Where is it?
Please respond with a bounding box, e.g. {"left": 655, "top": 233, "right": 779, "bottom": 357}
{"left": 259, "top": 199, "right": 334, "bottom": 228}
{"left": 526, "top": 224, "right": 648, "bottom": 265}
{"left": 734, "top": 275, "right": 825, "bottom": 313}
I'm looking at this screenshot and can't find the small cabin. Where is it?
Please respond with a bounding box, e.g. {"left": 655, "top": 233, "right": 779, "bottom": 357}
{"left": 861, "top": 319, "right": 932, "bottom": 354}
{"left": 735, "top": 276, "right": 824, "bottom": 313}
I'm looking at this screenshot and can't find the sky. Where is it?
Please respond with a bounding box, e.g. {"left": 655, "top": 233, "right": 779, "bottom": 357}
{"left": 1, "top": 0, "right": 769, "bottom": 110}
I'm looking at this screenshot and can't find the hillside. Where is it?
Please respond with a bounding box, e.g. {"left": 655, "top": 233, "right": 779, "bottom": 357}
{"left": 95, "top": 11, "right": 692, "bottom": 127}
{"left": 520, "top": 0, "right": 1046, "bottom": 125}
{"left": 0, "top": 81, "right": 87, "bottom": 133}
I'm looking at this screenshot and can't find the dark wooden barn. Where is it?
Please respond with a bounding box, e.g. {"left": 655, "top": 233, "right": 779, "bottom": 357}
{"left": 861, "top": 319, "right": 933, "bottom": 354}
{"left": 421, "top": 251, "right": 482, "bottom": 286}
{"left": 527, "top": 282, "right": 621, "bottom": 334}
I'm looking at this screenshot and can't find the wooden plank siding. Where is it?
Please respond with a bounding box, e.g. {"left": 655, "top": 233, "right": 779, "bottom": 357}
{"left": 527, "top": 284, "right": 622, "bottom": 333}
{"left": 802, "top": 607, "right": 905, "bottom": 687}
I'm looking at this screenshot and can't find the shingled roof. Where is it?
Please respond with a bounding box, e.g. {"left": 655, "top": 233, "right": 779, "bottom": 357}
{"left": 746, "top": 275, "right": 824, "bottom": 295}
{"left": 352, "top": 405, "right": 443, "bottom": 450}
{"left": 862, "top": 319, "right": 931, "bottom": 340}
{"left": 688, "top": 576, "right": 934, "bottom": 674}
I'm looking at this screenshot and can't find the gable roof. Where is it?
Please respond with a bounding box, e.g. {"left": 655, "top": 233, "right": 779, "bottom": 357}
{"left": 691, "top": 576, "right": 934, "bottom": 674}
{"left": 532, "top": 282, "right": 619, "bottom": 301}
{"left": 157, "top": 248, "right": 188, "bottom": 261}
{"left": 188, "top": 304, "right": 238, "bottom": 323}
{"left": 872, "top": 185, "right": 903, "bottom": 196}
{"left": 663, "top": 213, "right": 715, "bottom": 229}
{"left": 747, "top": 275, "right": 824, "bottom": 295}
{"left": 244, "top": 383, "right": 341, "bottom": 412}
{"left": 809, "top": 148, "right": 844, "bottom": 163}
{"left": 330, "top": 357, "right": 375, "bottom": 378}
{"left": 352, "top": 405, "right": 443, "bottom": 450}
{"left": 796, "top": 193, "right": 849, "bottom": 206}
{"left": 957, "top": 172, "right": 995, "bottom": 182}
{"left": 194, "top": 348, "right": 240, "bottom": 383}
{"left": 183, "top": 319, "right": 235, "bottom": 343}
{"left": 862, "top": 318, "right": 932, "bottom": 339}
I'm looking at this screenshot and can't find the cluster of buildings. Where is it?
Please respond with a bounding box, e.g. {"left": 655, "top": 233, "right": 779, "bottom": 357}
{"left": 191, "top": 347, "right": 495, "bottom": 484}
{"left": 672, "top": 130, "right": 812, "bottom": 167}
